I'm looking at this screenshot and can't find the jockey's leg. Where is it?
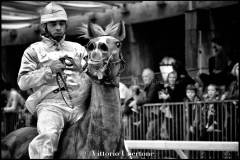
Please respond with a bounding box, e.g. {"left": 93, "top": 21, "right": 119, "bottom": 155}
{"left": 28, "top": 105, "right": 65, "bottom": 159}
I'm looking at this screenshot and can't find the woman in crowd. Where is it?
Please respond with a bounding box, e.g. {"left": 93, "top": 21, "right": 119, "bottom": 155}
{"left": 159, "top": 70, "right": 186, "bottom": 102}
{"left": 158, "top": 70, "right": 186, "bottom": 140}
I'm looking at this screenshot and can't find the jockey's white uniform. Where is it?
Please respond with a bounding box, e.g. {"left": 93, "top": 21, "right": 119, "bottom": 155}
{"left": 17, "top": 3, "right": 91, "bottom": 158}
{"left": 18, "top": 35, "right": 89, "bottom": 114}
{"left": 18, "top": 35, "right": 91, "bottom": 159}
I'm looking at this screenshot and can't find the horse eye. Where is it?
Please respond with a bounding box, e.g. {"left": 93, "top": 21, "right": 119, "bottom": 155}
{"left": 116, "top": 42, "right": 121, "bottom": 48}
{"left": 98, "top": 43, "right": 108, "bottom": 51}
{"left": 87, "top": 42, "right": 96, "bottom": 51}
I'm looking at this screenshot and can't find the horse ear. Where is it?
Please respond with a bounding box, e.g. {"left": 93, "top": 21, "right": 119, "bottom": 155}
{"left": 87, "top": 22, "right": 105, "bottom": 38}
{"left": 116, "top": 21, "right": 126, "bottom": 41}
{"left": 88, "top": 22, "right": 96, "bottom": 38}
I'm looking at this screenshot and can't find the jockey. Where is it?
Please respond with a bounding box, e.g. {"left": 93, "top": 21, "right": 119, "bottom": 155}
{"left": 17, "top": 2, "right": 91, "bottom": 159}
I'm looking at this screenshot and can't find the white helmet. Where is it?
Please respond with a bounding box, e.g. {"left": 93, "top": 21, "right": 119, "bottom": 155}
{"left": 40, "top": 2, "right": 68, "bottom": 24}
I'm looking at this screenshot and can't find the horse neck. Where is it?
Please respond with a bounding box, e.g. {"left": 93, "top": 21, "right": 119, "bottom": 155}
{"left": 88, "top": 81, "right": 122, "bottom": 142}
{"left": 90, "top": 82, "right": 121, "bottom": 120}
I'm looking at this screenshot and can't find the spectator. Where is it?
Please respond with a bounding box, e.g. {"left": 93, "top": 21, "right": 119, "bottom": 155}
{"left": 226, "top": 62, "right": 239, "bottom": 100}
{"left": 183, "top": 84, "right": 203, "bottom": 158}
{"left": 200, "top": 83, "right": 227, "bottom": 158}
{"left": 201, "top": 84, "right": 224, "bottom": 140}
{"left": 3, "top": 89, "right": 25, "bottom": 113}
{"left": 224, "top": 62, "right": 239, "bottom": 143}
{"left": 183, "top": 84, "right": 203, "bottom": 141}
{"left": 159, "top": 70, "right": 185, "bottom": 102}
{"left": 159, "top": 56, "right": 194, "bottom": 88}
{"left": 167, "top": 71, "right": 188, "bottom": 140}
{"left": 202, "top": 84, "right": 220, "bottom": 101}
{"left": 128, "top": 68, "right": 161, "bottom": 140}
{"left": 194, "top": 74, "right": 205, "bottom": 98}
{"left": 199, "top": 36, "right": 235, "bottom": 89}
{"left": 123, "top": 85, "right": 144, "bottom": 116}
{"left": 122, "top": 85, "right": 145, "bottom": 140}
{"left": 130, "top": 68, "right": 161, "bottom": 107}
{"left": 151, "top": 70, "right": 186, "bottom": 140}
{"left": 2, "top": 85, "right": 25, "bottom": 134}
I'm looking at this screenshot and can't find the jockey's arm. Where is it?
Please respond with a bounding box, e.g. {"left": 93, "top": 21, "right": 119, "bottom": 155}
{"left": 17, "top": 46, "right": 54, "bottom": 91}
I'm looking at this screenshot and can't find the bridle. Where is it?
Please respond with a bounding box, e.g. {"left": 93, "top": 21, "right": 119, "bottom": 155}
{"left": 85, "top": 42, "right": 126, "bottom": 87}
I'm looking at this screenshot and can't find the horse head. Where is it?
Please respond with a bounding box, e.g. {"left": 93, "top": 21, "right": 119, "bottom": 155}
{"left": 78, "top": 21, "right": 126, "bottom": 87}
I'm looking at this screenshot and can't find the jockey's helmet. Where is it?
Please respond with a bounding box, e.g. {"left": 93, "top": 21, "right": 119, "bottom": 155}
{"left": 40, "top": 2, "right": 68, "bottom": 24}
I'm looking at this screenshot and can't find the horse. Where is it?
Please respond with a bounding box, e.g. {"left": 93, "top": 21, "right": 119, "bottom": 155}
{"left": 1, "top": 20, "right": 129, "bottom": 159}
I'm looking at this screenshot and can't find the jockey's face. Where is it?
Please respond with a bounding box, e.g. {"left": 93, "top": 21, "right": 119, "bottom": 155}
{"left": 46, "top": 20, "right": 66, "bottom": 41}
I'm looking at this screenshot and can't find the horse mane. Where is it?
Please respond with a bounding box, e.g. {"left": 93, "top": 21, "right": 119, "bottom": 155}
{"left": 77, "top": 20, "right": 125, "bottom": 40}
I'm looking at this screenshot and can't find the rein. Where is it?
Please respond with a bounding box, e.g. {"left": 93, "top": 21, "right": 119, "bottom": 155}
{"left": 56, "top": 73, "right": 73, "bottom": 108}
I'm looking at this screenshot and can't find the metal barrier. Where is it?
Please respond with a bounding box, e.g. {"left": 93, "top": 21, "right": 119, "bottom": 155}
{"left": 1, "top": 109, "right": 33, "bottom": 137}
{"left": 1, "top": 112, "right": 19, "bottom": 136}
{"left": 123, "top": 100, "right": 239, "bottom": 159}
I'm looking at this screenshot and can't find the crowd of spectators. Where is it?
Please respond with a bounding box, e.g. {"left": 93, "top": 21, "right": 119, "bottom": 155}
{"left": 121, "top": 53, "right": 239, "bottom": 142}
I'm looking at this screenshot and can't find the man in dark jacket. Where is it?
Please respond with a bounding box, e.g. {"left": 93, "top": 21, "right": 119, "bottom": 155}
{"left": 136, "top": 68, "right": 161, "bottom": 106}
{"left": 129, "top": 68, "right": 162, "bottom": 140}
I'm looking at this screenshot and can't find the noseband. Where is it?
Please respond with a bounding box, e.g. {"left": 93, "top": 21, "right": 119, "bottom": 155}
{"left": 85, "top": 50, "right": 126, "bottom": 87}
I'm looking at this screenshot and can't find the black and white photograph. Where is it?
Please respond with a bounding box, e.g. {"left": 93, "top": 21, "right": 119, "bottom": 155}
{"left": 1, "top": 1, "right": 239, "bottom": 159}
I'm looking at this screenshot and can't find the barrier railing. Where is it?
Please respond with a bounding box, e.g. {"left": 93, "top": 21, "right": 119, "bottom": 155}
{"left": 1, "top": 109, "right": 33, "bottom": 137}
{"left": 123, "top": 100, "right": 239, "bottom": 159}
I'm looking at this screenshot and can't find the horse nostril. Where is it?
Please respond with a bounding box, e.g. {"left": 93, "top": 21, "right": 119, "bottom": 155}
{"left": 91, "top": 51, "right": 102, "bottom": 62}
{"left": 87, "top": 42, "right": 96, "bottom": 51}
{"left": 98, "top": 43, "right": 108, "bottom": 52}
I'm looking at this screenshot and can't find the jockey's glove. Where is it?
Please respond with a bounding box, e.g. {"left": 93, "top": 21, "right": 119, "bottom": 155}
{"left": 49, "top": 60, "right": 66, "bottom": 74}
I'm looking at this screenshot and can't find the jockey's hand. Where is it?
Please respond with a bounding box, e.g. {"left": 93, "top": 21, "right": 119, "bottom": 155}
{"left": 49, "top": 60, "right": 66, "bottom": 74}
